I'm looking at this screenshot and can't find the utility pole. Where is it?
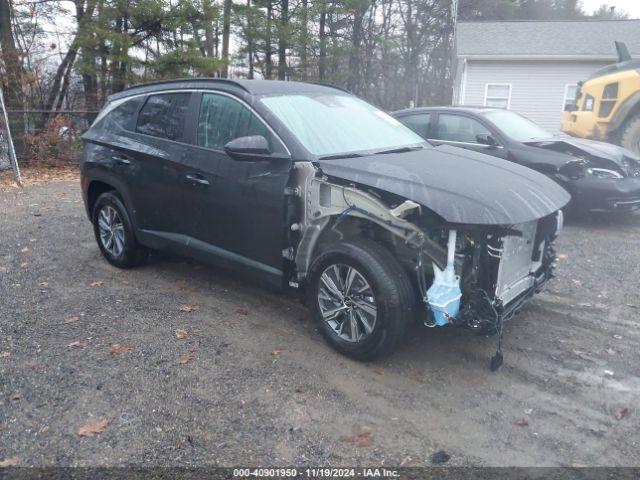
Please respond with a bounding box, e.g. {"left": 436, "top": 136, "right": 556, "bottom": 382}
{"left": 0, "top": 84, "right": 22, "bottom": 185}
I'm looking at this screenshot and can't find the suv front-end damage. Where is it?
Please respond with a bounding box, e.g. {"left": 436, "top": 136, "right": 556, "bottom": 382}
{"left": 285, "top": 161, "right": 564, "bottom": 369}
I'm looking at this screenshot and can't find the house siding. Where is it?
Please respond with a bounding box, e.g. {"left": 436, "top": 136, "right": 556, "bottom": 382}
{"left": 460, "top": 60, "right": 610, "bottom": 131}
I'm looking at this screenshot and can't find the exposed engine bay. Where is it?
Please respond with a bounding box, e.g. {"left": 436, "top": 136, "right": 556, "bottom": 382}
{"left": 283, "top": 162, "right": 563, "bottom": 369}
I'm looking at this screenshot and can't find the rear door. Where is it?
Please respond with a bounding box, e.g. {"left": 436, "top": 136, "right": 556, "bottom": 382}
{"left": 430, "top": 112, "right": 508, "bottom": 159}
{"left": 180, "top": 91, "right": 292, "bottom": 271}
{"left": 128, "top": 92, "right": 195, "bottom": 234}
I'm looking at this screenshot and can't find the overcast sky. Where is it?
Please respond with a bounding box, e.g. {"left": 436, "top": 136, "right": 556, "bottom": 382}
{"left": 581, "top": 0, "right": 640, "bottom": 18}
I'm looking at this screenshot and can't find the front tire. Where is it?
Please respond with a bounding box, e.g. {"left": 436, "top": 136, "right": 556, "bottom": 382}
{"left": 92, "top": 191, "right": 147, "bottom": 268}
{"left": 306, "top": 239, "right": 416, "bottom": 360}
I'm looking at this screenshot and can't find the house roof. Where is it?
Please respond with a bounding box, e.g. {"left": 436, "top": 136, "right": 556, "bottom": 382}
{"left": 457, "top": 20, "right": 640, "bottom": 59}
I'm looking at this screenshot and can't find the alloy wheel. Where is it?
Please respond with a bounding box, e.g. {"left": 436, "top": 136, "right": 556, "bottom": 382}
{"left": 97, "top": 205, "right": 125, "bottom": 257}
{"left": 317, "top": 264, "right": 377, "bottom": 343}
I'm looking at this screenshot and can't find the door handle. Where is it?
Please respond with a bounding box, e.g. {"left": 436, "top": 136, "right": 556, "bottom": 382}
{"left": 185, "top": 174, "right": 210, "bottom": 186}
{"left": 112, "top": 155, "right": 131, "bottom": 165}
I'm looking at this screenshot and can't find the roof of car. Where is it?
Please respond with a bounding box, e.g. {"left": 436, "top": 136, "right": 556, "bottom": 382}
{"left": 393, "top": 106, "right": 501, "bottom": 116}
{"left": 109, "top": 78, "right": 348, "bottom": 101}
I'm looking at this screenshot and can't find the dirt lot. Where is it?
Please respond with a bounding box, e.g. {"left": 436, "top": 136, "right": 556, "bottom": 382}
{"left": 1, "top": 179, "right": 639, "bottom": 468}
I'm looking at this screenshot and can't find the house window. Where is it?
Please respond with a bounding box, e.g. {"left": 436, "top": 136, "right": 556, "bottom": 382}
{"left": 484, "top": 84, "right": 511, "bottom": 109}
{"left": 564, "top": 84, "right": 578, "bottom": 110}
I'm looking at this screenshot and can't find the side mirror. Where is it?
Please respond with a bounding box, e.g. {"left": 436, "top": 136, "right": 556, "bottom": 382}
{"left": 476, "top": 133, "right": 499, "bottom": 147}
{"left": 224, "top": 135, "right": 280, "bottom": 162}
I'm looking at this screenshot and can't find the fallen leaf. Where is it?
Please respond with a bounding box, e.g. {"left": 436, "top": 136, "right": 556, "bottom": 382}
{"left": 10, "top": 393, "right": 20, "bottom": 401}
{"left": 370, "top": 367, "right": 384, "bottom": 376}
{"left": 513, "top": 418, "right": 529, "bottom": 426}
{"left": 20, "top": 247, "right": 29, "bottom": 253}
{"left": 38, "top": 426, "right": 49, "bottom": 434}
{"left": 109, "top": 343, "right": 133, "bottom": 355}
{"left": 179, "top": 341, "right": 200, "bottom": 364}
{"left": 179, "top": 351, "right": 195, "bottom": 364}
{"left": 235, "top": 308, "right": 249, "bottom": 316}
{"left": 179, "top": 304, "right": 197, "bottom": 313}
{"left": 90, "top": 280, "right": 105, "bottom": 287}
{"left": 0, "top": 457, "right": 19, "bottom": 468}
{"left": 175, "top": 329, "right": 188, "bottom": 340}
{"left": 20, "top": 262, "right": 28, "bottom": 268}
{"left": 271, "top": 348, "right": 283, "bottom": 356}
{"left": 0, "top": 352, "right": 10, "bottom": 358}
{"left": 340, "top": 426, "right": 375, "bottom": 447}
{"left": 68, "top": 340, "right": 89, "bottom": 349}
{"left": 615, "top": 408, "right": 629, "bottom": 420}
{"left": 76, "top": 419, "right": 110, "bottom": 437}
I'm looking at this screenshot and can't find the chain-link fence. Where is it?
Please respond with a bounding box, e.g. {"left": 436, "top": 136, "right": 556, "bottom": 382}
{"left": 5, "top": 110, "right": 98, "bottom": 166}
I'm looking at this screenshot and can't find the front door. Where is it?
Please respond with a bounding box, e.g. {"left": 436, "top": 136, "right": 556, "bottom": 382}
{"left": 430, "top": 113, "right": 509, "bottom": 159}
{"left": 180, "top": 91, "right": 292, "bottom": 272}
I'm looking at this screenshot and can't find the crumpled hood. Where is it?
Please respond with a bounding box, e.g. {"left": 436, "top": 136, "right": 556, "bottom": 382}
{"left": 524, "top": 136, "right": 640, "bottom": 166}
{"left": 316, "top": 144, "right": 570, "bottom": 225}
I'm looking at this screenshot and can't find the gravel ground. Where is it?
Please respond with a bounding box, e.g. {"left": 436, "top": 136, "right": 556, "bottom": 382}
{"left": 1, "top": 180, "right": 639, "bottom": 467}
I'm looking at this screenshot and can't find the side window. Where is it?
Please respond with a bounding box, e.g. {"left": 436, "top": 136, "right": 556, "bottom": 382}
{"left": 136, "top": 93, "right": 192, "bottom": 142}
{"left": 433, "top": 114, "right": 491, "bottom": 144}
{"left": 109, "top": 96, "right": 145, "bottom": 131}
{"left": 398, "top": 114, "right": 430, "bottom": 139}
{"left": 197, "top": 92, "right": 279, "bottom": 151}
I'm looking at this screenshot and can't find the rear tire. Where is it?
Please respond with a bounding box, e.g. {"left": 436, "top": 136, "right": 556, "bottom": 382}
{"left": 306, "top": 239, "right": 416, "bottom": 360}
{"left": 619, "top": 113, "right": 640, "bottom": 155}
{"left": 92, "top": 191, "right": 148, "bottom": 268}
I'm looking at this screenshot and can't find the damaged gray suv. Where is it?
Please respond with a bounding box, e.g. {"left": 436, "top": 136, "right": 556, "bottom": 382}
{"left": 81, "top": 79, "right": 570, "bottom": 366}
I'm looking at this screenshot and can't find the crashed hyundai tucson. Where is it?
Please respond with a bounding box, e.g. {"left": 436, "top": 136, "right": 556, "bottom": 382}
{"left": 81, "top": 80, "right": 570, "bottom": 367}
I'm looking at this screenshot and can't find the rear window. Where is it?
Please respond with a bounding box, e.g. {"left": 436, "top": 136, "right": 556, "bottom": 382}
{"left": 108, "top": 96, "right": 145, "bottom": 131}
{"left": 136, "top": 93, "right": 192, "bottom": 142}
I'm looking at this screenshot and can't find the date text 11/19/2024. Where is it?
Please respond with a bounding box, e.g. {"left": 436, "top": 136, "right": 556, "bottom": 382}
{"left": 233, "top": 468, "right": 400, "bottom": 478}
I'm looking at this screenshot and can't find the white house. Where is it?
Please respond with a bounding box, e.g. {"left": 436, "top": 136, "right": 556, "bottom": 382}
{"left": 453, "top": 19, "right": 640, "bottom": 131}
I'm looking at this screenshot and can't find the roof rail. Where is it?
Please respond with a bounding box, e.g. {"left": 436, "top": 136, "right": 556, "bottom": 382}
{"left": 119, "top": 77, "right": 251, "bottom": 94}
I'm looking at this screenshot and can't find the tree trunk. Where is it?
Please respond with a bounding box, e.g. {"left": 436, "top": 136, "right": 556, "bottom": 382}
{"left": 221, "top": 0, "right": 232, "bottom": 78}
{"left": 0, "top": 0, "right": 25, "bottom": 156}
{"left": 246, "top": 0, "right": 254, "bottom": 79}
{"left": 265, "top": 1, "right": 272, "bottom": 79}
{"left": 204, "top": 0, "right": 215, "bottom": 57}
{"left": 299, "top": 0, "right": 308, "bottom": 80}
{"left": 318, "top": 3, "right": 327, "bottom": 81}
{"left": 347, "top": 1, "right": 368, "bottom": 93}
{"left": 277, "top": 0, "right": 288, "bottom": 80}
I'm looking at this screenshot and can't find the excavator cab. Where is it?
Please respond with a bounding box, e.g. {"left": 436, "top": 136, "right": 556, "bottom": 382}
{"left": 561, "top": 41, "right": 640, "bottom": 154}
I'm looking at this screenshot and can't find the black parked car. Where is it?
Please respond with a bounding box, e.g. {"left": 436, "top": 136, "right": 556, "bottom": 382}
{"left": 81, "top": 79, "right": 569, "bottom": 364}
{"left": 393, "top": 107, "right": 640, "bottom": 213}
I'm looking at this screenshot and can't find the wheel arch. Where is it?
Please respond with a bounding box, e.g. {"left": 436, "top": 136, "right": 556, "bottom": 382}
{"left": 85, "top": 173, "right": 137, "bottom": 229}
{"left": 87, "top": 180, "right": 116, "bottom": 219}
{"left": 608, "top": 91, "right": 640, "bottom": 135}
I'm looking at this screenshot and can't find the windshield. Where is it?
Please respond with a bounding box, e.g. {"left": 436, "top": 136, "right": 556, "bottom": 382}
{"left": 481, "top": 110, "right": 552, "bottom": 142}
{"left": 260, "top": 93, "right": 425, "bottom": 157}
